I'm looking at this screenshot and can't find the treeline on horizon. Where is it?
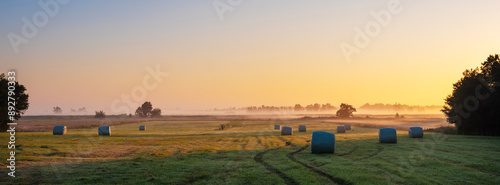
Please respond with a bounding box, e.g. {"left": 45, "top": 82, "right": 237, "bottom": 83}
{"left": 359, "top": 103, "right": 442, "bottom": 112}
{"left": 219, "top": 103, "right": 442, "bottom": 113}
{"left": 247, "top": 103, "right": 337, "bottom": 112}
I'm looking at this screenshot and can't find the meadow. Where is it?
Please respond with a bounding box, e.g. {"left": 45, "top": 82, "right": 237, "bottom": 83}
{"left": 1, "top": 116, "right": 499, "bottom": 184}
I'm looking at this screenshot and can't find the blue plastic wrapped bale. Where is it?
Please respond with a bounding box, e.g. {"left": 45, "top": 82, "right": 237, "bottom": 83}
{"left": 274, "top": 125, "right": 280, "bottom": 130}
{"left": 53, "top": 125, "right": 67, "bottom": 135}
{"left": 139, "top": 125, "right": 146, "bottom": 131}
{"left": 409, "top": 127, "right": 423, "bottom": 138}
{"left": 379, "top": 128, "right": 397, "bottom": 143}
{"left": 98, "top": 126, "right": 111, "bottom": 136}
{"left": 344, "top": 124, "right": 351, "bottom": 130}
{"left": 311, "top": 131, "right": 336, "bottom": 154}
{"left": 281, "top": 126, "right": 293, "bottom": 135}
{"left": 337, "top": 126, "right": 345, "bottom": 133}
{"left": 299, "top": 125, "right": 306, "bottom": 132}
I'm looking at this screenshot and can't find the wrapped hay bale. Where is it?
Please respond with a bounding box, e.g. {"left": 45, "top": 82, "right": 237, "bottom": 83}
{"left": 299, "top": 125, "right": 306, "bottom": 132}
{"left": 311, "top": 131, "right": 335, "bottom": 154}
{"left": 274, "top": 125, "right": 280, "bottom": 130}
{"left": 139, "top": 125, "right": 146, "bottom": 131}
{"left": 337, "top": 126, "right": 345, "bottom": 133}
{"left": 98, "top": 126, "right": 111, "bottom": 136}
{"left": 281, "top": 126, "right": 293, "bottom": 135}
{"left": 379, "top": 128, "right": 397, "bottom": 143}
{"left": 344, "top": 124, "right": 351, "bottom": 130}
{"left": 53, "top": 125, "right": 67, "bottom": 135}
{"left": 409, "top": 127, "right": 423, "bottom": 138}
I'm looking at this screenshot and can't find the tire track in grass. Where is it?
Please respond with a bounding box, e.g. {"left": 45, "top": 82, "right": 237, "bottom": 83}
{"left": 287, "top": 144, "right": 352, "bottom": 185}
{"left": 254, "top": 148, "right": 299, "bottom": 185}
{"left": 339, "top": 139, "right": 384, "bottom": 161}
{"left": 338, "top": 142, "right": 406, "bottom": 183}
{"left": 336, "top": 140, "right": 360, "bottom": 157}
{"left": 336, "top": 146, "right": 360, "bottom": 157}
{"left": 350, "top": 145, "right": 384, "bottom": 161}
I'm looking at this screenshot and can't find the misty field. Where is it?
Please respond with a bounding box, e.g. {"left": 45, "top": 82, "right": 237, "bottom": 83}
{"left": 1, "top": 117, "right": 499, "bottom": 184}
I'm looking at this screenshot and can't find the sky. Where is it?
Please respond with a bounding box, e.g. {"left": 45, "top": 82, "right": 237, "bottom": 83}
{"left": 1, "top": 0, "right": 499, "bottom": 115}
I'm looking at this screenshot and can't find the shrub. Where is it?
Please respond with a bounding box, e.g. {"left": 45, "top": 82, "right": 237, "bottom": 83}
{"left": 94, "top": 111, "right": 106, "bottom": 118}
{"left": 425, "top": 126, "right": 457, "bottom": 135}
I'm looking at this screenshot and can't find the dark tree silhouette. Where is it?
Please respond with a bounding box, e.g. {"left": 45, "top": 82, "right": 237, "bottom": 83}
{"left": 135, "top": 101, "right": 162, "bottom": 118}
{"left": 94, "top": 110, "right": 106, "bottom": 118}
{"left": 442, "top": 54, "right": 500, "bottom": 135}
{"left": 151, "top": 108, "right": 162, "bottom": 117}
{"left": 336, "top": 103, "right": 356, "bottom": 118}
{"left": 53, "top": 106, "right": 62, "bottom": 114}
{"left": 135, "top": 101, "right": 153, "bottom": 117}
{"left": 0, "top": 73, "right": 29, "bottom": 131}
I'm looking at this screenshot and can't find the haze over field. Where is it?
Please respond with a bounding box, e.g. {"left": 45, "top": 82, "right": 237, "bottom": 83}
{"left": 1, "top": 0, "right": 499, "bottom": 115}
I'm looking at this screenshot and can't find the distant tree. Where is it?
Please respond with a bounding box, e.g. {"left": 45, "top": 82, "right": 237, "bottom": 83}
{"left": 336, "top": 103, "right": 356, "bottom": 118}
{"left": 135, "top": 107, "right": 144, "bottom": 117}
{"left": 94, "top": 110, "right": 106, "bottom": 118}
{"left": 135, "top": 101, "right": 153, "bottom": 117}
{"left": 394, "top": 103, "right": 402, "bottom": 112}
{"left": 305, "top": 103, "right": 321, "bottom": 111}
{"left": 395, "top": 113, "right": 400, "bottom": 118}
{"left": 151, "top": 108, "right": 162, "bottom": 117}
{"left": 53, "top": 106, "right": 62, "bottom": 114}
{"left": 0, "top": 73, "right": 29, "bottom": 132}
{"left": 312, "top": 103, "right": 321, "bottom": 111}
{"left": 135, "top": 101, "right": 162, "bottom": 118}
{"left": 129, "top": 113, "right": 132, "bottom": 118}
{"left": 294, "top": 104, "right": 303, "bottom": 112}
{"left": 78, "top": 107, "right": 86, "bottom": 113}
{"left": 321, "top": 103, "right": 336, "bottom": 111}
{"left": 442, "top": 54, "right": 500, "bottom": 135}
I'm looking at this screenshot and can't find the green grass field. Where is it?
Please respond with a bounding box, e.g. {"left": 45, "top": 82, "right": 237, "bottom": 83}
{"left": 1, "top": 119, "right": 499, "bottom": 184}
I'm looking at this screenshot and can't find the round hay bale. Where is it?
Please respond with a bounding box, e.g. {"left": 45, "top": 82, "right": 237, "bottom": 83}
{"left": 274, "top": 124, "right": 280, "bottom": 130}
{"left": 281, "top": 126, "right": 293, "bottom": 135}
{"left": 53, "top": 125, "right": 67, "bottom": 135}
{"left": 311, "top": 131, "right": 335, "bottom": 154}
{"left": 409, "top": 127, "right": 423, "bottom": 138}
{"left": 337, "top": 126, "right": 345, "bottom": 133}
{"left": 379, "top": 128, "right": 397, "bottom": 143}
{"left": 299, "top": 125, "right": 306, "bottom": 132}
{"left": 98, "top": 126, "right": 111, "bottom": 136}
{"left": 344, "top": 124, "right": 351, "bottom": 130}
{"left": 139, "top": 125, "right": 146, "bottom": 131}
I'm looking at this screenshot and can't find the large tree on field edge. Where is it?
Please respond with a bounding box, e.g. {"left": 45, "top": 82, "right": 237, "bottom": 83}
{"left": 0, "top": 74, "right": 29, "bottom": 132}
{"left": 442, "top": 54, "right": 500, "bottom": 136}
{"left": 336, "top": 103, "right": 356, "bottom": 118}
